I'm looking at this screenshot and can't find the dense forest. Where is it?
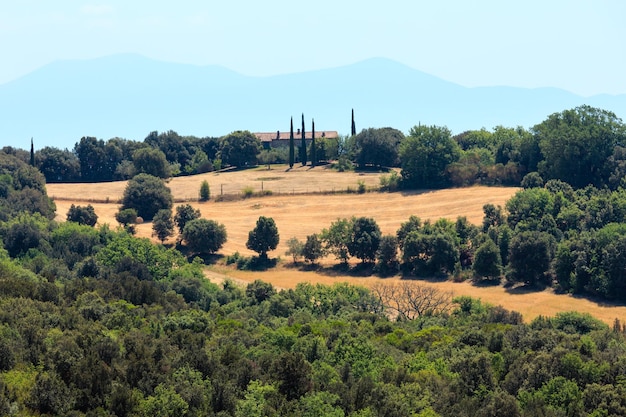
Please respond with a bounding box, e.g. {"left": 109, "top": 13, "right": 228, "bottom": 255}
{"left": 2, "top": 105, "right": 626, "bottom": 416}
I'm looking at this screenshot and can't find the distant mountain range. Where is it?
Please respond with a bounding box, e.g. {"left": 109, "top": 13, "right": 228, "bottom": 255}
{"left": 1, "top": 54, "right": 625, "bottom": 151}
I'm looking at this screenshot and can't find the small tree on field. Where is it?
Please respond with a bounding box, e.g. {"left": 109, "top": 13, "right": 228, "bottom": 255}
{"left": 286, "top": 237, "right": 304, "bottom": 264}
{"left": 300, "top": 114, "right": 307, "bottom": 166}
{"left": 152, "top": 209, "right": 174, "bottom": 244}
{"left": 199, "top": 180, "right": 210, "bottom": 201}
{"left": 348, "top": 217, "right": 381, "bottom": 263}
{"left": 321, "top": 218, "right": 353, "bottom": 264}
{"left": 302, "top": 234, "right": 324, "bottom": 264}
{"left": 66, "top": 204, "right": 98, "bottom": 227}
{"left": 246, "top": 216, "right": 279, "bottom": 260}
{"left": 121, "top": 173, "right": 173, "bottom": 221}
{"left": 182, "top": 218, "right": 227, "bottom": 255}
{"left": 174, "top": 204, "right": 201, "bottom": 235}
{"left": 115, "top": 208, "right": 138, "bottom": 234}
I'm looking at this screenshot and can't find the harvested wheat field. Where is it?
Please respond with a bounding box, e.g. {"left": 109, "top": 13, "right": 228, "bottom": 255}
{"left": 48, "top": 166, "right": 626, "bottom": 325}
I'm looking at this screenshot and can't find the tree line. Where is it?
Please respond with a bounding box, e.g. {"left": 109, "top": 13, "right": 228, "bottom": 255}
{"left": 5, "top": 105, "right": 625, "bottom": 193}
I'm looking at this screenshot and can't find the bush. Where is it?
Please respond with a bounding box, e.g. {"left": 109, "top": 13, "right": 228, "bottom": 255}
{"left": 379, "top": 171, "right": 401, "bottom": 192}
{"left": 66, "top": 204, "right": 98, "bottom": 226}
{"left": 199, "top": 180, "right": 210, "bottom": 201}
{"left": 174, "top": 204, "right": 200, "bottom": 235}
{"left": 181, "top": 218, "right": 227, "bottom": 255}
{"left": 121, "top": 174, "right": 173, "bottom": 221}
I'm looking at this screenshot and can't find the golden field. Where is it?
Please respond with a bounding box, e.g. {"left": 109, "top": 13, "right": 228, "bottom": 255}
{"left": 48, "top": 164, "right": 626, "bottom": 325}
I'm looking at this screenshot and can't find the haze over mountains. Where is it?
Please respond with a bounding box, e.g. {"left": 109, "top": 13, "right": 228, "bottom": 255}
{"left": 1, "top": 54, "right": 625, "bottom": 151}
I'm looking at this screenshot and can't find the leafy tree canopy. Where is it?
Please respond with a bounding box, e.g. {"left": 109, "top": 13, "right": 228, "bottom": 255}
{"left": 121, "top": 173, "right": 173, "bottom": 221}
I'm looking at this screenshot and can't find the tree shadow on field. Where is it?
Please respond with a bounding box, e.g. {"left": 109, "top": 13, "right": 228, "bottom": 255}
{"left": 299, "top": 262, "right": 376, "bottom": 278}
{"left": 503, "top": 280, "right": 549, "bottom": 295}
{"left": 471, "top": 277, "right": 503, "bottom": 288}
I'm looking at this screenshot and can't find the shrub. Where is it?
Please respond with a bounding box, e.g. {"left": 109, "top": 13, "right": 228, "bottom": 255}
{"left": 181, "top": 218, "right": 227, "bottom": 255}
{"left": 199, "top": 180, "right": 210, "bottom": 201}
{"left": 121, "top": 174, "right": 173, "bottom": 221}
{"left": 66, "top": 204, "right": 98, "bottom": 226}
{"left": 242, "top": 186, "right": 254, "bottom": 198}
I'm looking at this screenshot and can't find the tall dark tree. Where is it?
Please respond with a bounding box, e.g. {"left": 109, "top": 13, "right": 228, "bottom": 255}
{"left": 351, "top": 108, "right": 356, "bottom": 136}
{"left": 310, "top": 119, "right": 316, "bottom": 167}
{"left": 300, "top": 114, "right": 306, "bottom": 166}
{"left": 30, "top": 138, "right": 35, "bottom": 167}
{"left": 246, "top": 216, "right": 280, "bottom": 260}
{"left": 289, "top": 117, "right": 295, "bottom": 168}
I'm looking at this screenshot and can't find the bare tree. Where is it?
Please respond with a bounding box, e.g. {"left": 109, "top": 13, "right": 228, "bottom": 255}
{"left": 370, "top": 282, "right": 453, "bottom": 320}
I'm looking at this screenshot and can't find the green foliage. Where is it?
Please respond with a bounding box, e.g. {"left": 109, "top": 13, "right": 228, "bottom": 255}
{"left": 375, "top": 235, "right": 399, "bottom": 276}
{"left": 36, "top": 146, "right": 80, "bottom": 183}
{"left": 219, "top": 130, "right": 262, "bottom": 168}
{"left": 507, "top": 231, "right": 555, "bottom": 285}
{"left": 115, "top": 208, "right": 138, "bottom": 226}
{"left": 535, "top": 105, "right": 626, "bottom": 188}
{"left": 473, "top": 238, "right": 502, "bottom": 280}
{"left": 132, "top": 147, "right": 171, "bottom": 178}
{"left": 379, "top": 170, "right": 401, "bottom": 191}
{"left": 151, "top": 209, "right": 174, "bottom": 243}
{"left": 181, "top": 218, "right": 227, "bottom": 255}
{"left": 302, "top": 234, "right": 324, "bottom": 264}
{"left": 400, "top": 125, "right": 461, "bottom": 188}
{"left": 353, "top": 127, "right": 404, "bottom": 168}
{"left": 321, "top": 218, "right": 353, "bottom": 264}
{"left": 66, "top": 203, "right": 98, "bottom": 226}
{"left": 285, "top": 237, "right": 304, "bottom": 263}
{"left": 246, "top": 216, "right": 279, "bottom": 259}
{"left": 121, "top": 173, "right": 173, "bottom": 221}
{"left": 348, "top": 217, "right": 381, "bottom": 263}
{"left": 174, "top": 204, "right": 201, "bottom": 235}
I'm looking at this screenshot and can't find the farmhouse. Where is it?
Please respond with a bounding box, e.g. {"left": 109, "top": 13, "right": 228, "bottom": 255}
{"left": 255, "top": 129, "right": 339, "bottom": 148}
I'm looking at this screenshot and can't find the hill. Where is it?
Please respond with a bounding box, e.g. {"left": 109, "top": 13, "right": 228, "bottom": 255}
{"left": 2, "top": 54, "right": 626, "bottom": 150}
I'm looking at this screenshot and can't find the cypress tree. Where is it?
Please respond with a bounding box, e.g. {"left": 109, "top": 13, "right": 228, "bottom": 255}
{"left": 30, "top": 138, "right": 35, "bottom": 167}
{"left": 289, "top": 117, "right": 295, "bottom": 168}
{"left": 351, "top": 108, "right": 356, "bottom": 136}
{"left": 300, "top": 113, "right": 306, "bottom": 166}
{"left": 311, "top": 118, "right": 316, "bottom": 167}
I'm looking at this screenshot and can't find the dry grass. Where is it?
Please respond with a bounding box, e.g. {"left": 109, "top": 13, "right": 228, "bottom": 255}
{"left": 48, "top": 166, "right": 626, "bottom": 325}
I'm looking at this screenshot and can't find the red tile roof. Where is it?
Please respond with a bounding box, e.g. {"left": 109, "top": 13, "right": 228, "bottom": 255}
{"left": 255, "top": 131, "right": 339, "bottom": 142}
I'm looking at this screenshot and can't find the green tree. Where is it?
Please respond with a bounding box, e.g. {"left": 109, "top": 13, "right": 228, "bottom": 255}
{"left": 300, "top": 114, "right": 307, "bottom": 166}
{"left": 289, "top": 117, "right": 295, "bottom": 168}
{"left": 376, "top": 235, "right": 399, "bottom": 275}
{"left": 246, "top": 216, "right": 279, "bottom": 260}
{"left": 400, "top": 125, "right": 461, "bottom": 188}
{"left": 473, "top": 238, "right": 502, "bottom": 280}
{"left": 351, "top": 108, "right": 356, "bottom": 136}
{"left": 181, "top": 218, "right": 227, "bottom": 255}
{"left": 132, "top": 147, "right": 170, "bottom": 178}
{"left": 348, "top": 217, "right": 381, "bottom": 263}
{"left": 310, "top": 118, "right": 317, "bottom": 167}
{"left": 174, "top": 204, "right": 201, "bottom": 235}
{"left": 302, "top": 234, "right": 324, "bottom": 264}
{"left": 66, "top": 204, "right": 98, "bottom": 226}
{"left": 219, "top": 130, "right": 262, "bottom": 168}
{"left": 353, "top": 127, "right": 404, "bottom": 169}
{"left": 321, "top": 218, "right": 354, "bottom": 264}
{"left": 535, "top": 105, "right": 626, "bottom": 188}
{"left": 115, "top": 208, "right": 138, "bottom": 227}
{"left": 508, "top": 231, "right": 555, "bottom": 285}
{"left": 199, "top": 180, "right": 210, "bottom": 201}
{"left": 286, "top": 237, "right": 304, "bottom": 263}
{"left": 152, "top": 209, "right": 174, "bottom": 244}
{"left": 121, "top": 173, "right": 173, "bottom": 221}
{"left": 36, "top": 146, "right": 80, "bottom": 183}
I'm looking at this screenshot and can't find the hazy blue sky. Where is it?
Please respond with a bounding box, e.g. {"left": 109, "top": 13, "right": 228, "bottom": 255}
{"left": 1, "top": 1, "right": 624, "bottom": 96}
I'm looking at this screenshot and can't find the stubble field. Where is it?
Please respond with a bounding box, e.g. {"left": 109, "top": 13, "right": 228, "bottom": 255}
{"left": 48, "top": 164, "right": 626, "bottom": 324}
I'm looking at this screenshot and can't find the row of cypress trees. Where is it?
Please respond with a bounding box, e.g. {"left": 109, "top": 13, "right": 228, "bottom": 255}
{"left": 288, "top": 109, "right": 356, "bottom": 168}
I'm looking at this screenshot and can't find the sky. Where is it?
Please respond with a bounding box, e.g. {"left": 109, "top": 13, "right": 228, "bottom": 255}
{"left": 0, "top": 1, "right": 625, "bottom": 97}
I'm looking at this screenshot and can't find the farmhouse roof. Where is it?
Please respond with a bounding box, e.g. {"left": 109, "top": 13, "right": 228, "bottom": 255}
{"left": 255, "top": 130, "right": 339, "bottom": 143}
